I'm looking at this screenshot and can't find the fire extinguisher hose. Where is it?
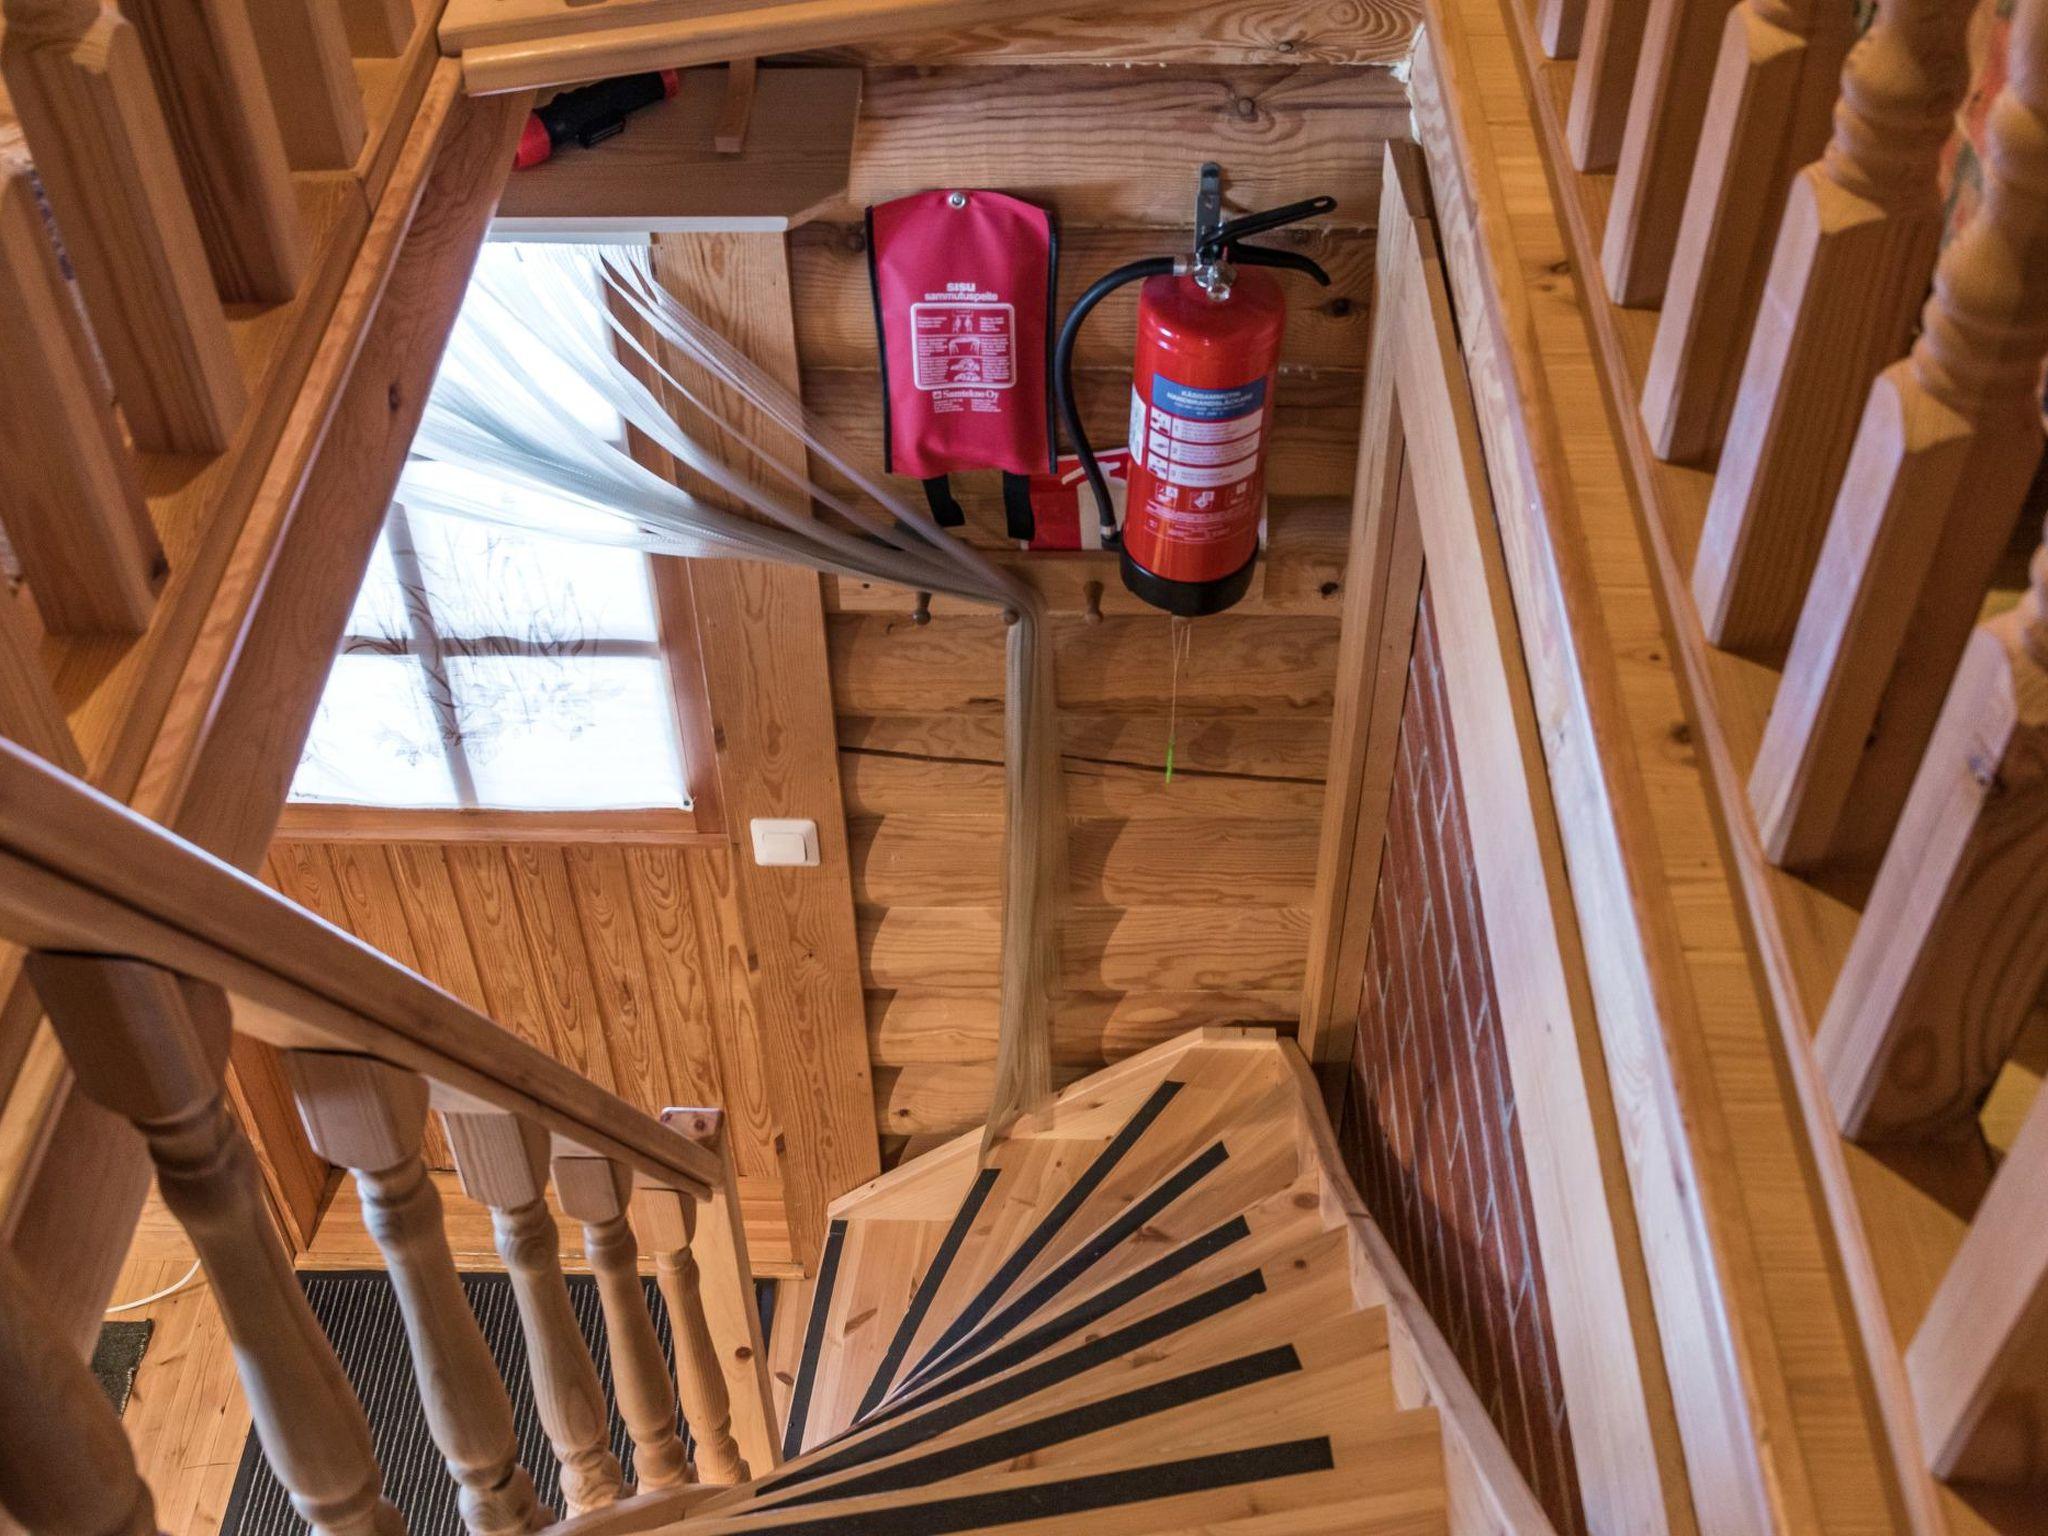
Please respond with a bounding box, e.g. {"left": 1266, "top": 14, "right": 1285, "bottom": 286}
{"left": 1054, "top": 256, "right": 1178, "bottom": 547}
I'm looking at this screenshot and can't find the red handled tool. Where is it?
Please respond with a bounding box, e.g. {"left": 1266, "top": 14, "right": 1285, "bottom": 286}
{"left": 515, "top": 70, "right": 679, "bottom": 170}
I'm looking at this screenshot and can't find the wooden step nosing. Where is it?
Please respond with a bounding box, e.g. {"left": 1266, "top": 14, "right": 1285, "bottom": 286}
{"left": 901, "top": 1137, "right": 1234, "bottom": 1393}
{"left": 764, "top": 1344, "right": 1307, "bottom": 1513}
{"left": 760, "top": 1259, "right": 1271, "bottom": 1498}
{"left": 906, "top": 1077, "right": 1186, "bottom": 1374}
{"left": 781, "top": 1217, "right": 848, "bottom": 1460}
{"left": 850, "top": 1164, "right": 1002, "bottom": 1422}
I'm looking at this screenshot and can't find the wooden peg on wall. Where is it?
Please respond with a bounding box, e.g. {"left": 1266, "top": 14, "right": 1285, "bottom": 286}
{"left": 714, "top": 58, "right": 758, "bottom": 156}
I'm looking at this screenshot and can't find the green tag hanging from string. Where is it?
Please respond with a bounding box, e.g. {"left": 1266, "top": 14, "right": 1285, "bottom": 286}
{"left": 1164, "top": 617, "right": 1192, "bottom": 787}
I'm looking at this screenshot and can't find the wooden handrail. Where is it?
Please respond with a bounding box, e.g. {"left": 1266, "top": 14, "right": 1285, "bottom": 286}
{"left": 0, "top": 734, "right": 720, "bottom": 1201}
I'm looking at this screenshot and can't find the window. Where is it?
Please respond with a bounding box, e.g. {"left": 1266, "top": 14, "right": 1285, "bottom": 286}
{"left": 287, "top": 244, "right": 717, "bottom": 832}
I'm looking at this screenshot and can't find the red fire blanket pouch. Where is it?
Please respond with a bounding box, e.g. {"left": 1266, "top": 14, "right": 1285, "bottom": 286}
{"left": 867, "top": 190, "right": 1056, "bottom": 539}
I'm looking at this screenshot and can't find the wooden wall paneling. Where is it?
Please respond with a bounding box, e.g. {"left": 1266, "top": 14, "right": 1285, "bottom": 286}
{"left": 1601, "top": 0, "right": 1740, "bottom": 305}
{"left": 340, "top": 0, "right": 415, "bottom": 57}
{"left": 649, "top": 231, "right": 879, "bottom": 1268}
{"left": 674, "top": 848, "right": 786, "bottom": 1194}
{"left": 838, "top": 65, "right": 1407, "bottom": 225}
{"left": 501, "top": 845, "right": 625, "bottom": 1098}
{"left": 1381, "top": 137, "right": 1694, "bottom": 1536}
{"left": 443, "top": 846, "right": 572, "bottom": 1061}
{"left": 1415, "top": 4, "right": 1911, "bottom": 1529}
{"left": 811, "top": 0, "right": 1424, "bottom": 65}
{"left": 560, "top": 845, "right": 683, "bottom": 1121}
{"left": 385, "top": 843, "right": 496, "bottom": 1016}
{"left": 1638, "top": 0, "right": 1855, "bottom": 463}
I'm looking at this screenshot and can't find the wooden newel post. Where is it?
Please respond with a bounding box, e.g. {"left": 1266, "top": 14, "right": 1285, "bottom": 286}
{"left": 552, "top": 1155, "right": 690, "bottom": 1491}
{"left": 27, "top": 957, "right": 401, "bottom": 1536}
{"left": 288, "top": 1053, "right": 547, "bottom": 1536}
{"left": 0, "top": 1248, "right": 157, "bottom": 1536}
{"left": 1751, "top": 0, "right": 2048, "bottom": 873}
{"left": 444, "top": 1112, "right": 624, "bottom": 1517}
{"left": 1695, "top": 0, "right": 1974, "bottom": 660}
{"left": 1815, "top": 536, "right": 2048, "bottom": 1139}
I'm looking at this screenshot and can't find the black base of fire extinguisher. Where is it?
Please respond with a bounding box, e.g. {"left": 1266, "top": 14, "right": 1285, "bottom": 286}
{"left": 1118, "top": 544, "right": 1259, "bottom": 618}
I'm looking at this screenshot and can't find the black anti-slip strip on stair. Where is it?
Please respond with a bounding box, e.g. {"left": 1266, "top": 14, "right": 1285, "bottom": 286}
{"left": 764, "top": 1262, "right": 1268, "bottom": 1496}
{"left": 739, "top": 1438, "right": 1336, "bottom": 1536}
{"left": 853, "top": 1165, "right": 1001, "bottom": 1423}
{"left": 904, "top": 1139, "right": 1231, "bottom": 1390}
{"left": 866, "top": 1211, "right": 1255, "bottom": 1430}
{"left": 782, "top": 1218, "right": 848, "bottom": 1460}
{"left": 772, "top": 1344, "right": 1304, "bottom": 1510}
{"left": 904, "top": 1079, "right": 1185, "bottom": 1379}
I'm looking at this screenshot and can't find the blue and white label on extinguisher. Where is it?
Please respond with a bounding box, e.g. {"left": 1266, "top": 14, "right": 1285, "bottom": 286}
{"left": 1128, "top": 377, "right": 1266, "bottom": 492}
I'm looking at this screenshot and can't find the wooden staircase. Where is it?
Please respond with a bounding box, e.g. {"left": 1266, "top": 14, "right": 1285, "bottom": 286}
{"left": 635, "top": 1028, "right": 1539, "bottom": 1536}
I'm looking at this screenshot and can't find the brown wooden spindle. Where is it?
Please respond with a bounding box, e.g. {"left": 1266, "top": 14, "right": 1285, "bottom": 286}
{"left": 0, "top": 158, "right": 164, "bottom": 635}
{"left": 117, "top": 0, "right": 304, "bottom": 303}
{"left": 247, "top": 0, "right": 369, "bottom": 172}
{"left": 1751, "top": 0, "right": 2048, "bottom": 873}
{"left": 288, "top": 1052, "right": 548, "bottom": 1536}
{"left": 1695, "top": 0, "right": 1975, "bottom": 659}
{"left": 1602, "top": 0, "right": 1740, "bottom": 303}
{"left": 1569, "top": 0, "right": 1653, "bottom": 169}
{"left": 631, "top": 1187, "right": 747, "bottom": 1486}
{"left": 445, "top": 1111, "right": 625, "bottom": 1517}
{"left": 1639, "top": 0, "right": 1857, "bottom": 461}
{"left": 553, "top": 1155, "right": 691, "bottom": 1492}
{"left": 1813, "top": 533, "right": 2048, "bottom": 1140}
{"left": 28, "top": 956, "right": 401, "bottom": 1536}
{"left": 1538, "top": 0, "right": 1590, "bottom": 58}
{"left": 0, "top": 0, "right": 244, "bottom": 452}
{"left": 0, "top": 1248, "right": 157, "bottom": 1536}
{"left": 654, "top": 1108, "right": 778, "bottom": 1477}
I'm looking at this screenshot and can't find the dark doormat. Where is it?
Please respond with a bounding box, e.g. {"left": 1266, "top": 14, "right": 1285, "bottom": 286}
{"left": 220, "top": 1271, "right": 775, "bottom": 1535}
{"left": 92, "top": 1319, "right": 154, "bottom": 1416}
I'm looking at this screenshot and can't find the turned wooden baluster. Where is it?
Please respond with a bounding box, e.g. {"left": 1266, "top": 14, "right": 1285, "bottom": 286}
{"left": 1696, "top": 0, "right": 1975, "bottom": 659}
{"left": 1639, "top": 0, "right": 1858, "bottom": 461}
{"left": 444, "top": 1111, "right": 625, "bottom": 1516}
{"left": 288, "top": 1052, "right": 548, "bottom": 1535}
{"left": 1815, "top": 533, "right": 2048, "bottom": 1139}
{"left": 26, "top": 957, "right": 401, "bottom": 1536}
{"left": 0, "top": 1248, "right": 156, "bottom": 1536}
{"left": 0, "top": 0, "right": 244, "bottom": 451}
{"left": 632, "top": 1186, "right": 747, "bottom": 1485}
{"left": 552, "top": 1155, "right": 690, "bottom": 1491}
{"left": 1751, "top": 0, "right": 2048, "bottom": 873}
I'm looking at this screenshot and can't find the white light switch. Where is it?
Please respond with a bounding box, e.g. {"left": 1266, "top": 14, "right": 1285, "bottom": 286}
{"left": 750, "top": 817, "right": 820, "bottom": 868}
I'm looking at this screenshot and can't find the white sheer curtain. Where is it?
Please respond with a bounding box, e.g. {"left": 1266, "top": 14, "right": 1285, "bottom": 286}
{"left": 399, "top": 242, "right": 1062, "bottom": 1134}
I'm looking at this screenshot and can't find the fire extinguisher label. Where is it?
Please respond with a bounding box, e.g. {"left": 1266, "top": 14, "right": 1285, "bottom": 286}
{"left": 1131, "top": 376, "right": 1266, "bottom": 495}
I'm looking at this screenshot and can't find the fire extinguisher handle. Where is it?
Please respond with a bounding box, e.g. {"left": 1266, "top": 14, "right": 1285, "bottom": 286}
{"left": 1226, "top": 244, "right": 1333, "bottom": 286}
{"left": 1198, "top": 195, "right": 1337, "bottom": 259}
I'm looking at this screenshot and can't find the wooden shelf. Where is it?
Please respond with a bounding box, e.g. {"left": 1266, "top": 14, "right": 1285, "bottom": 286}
{"left": 493, "top": 66, "right": 860, "bottom": 234}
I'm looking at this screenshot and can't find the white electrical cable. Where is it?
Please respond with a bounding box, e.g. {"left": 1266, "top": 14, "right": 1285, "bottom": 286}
{"left": 103, "top": 1260, "right": 203, "bottom": 1315}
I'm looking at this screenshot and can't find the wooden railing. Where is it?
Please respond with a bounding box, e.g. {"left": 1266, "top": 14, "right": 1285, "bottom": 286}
{"left": 0, "top": 0, "right": 419, "bottom": 636}
{"left": 0, "top": 736, "right": 775, "bottom": 1533}
{"left": 1506, "top": 0, "right": 2048, "bottom": 1513}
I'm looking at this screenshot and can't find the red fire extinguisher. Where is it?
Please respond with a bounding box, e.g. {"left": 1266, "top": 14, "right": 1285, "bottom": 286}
{"left": 1056, "top": 166, "right": 1335, "bottom": 615}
